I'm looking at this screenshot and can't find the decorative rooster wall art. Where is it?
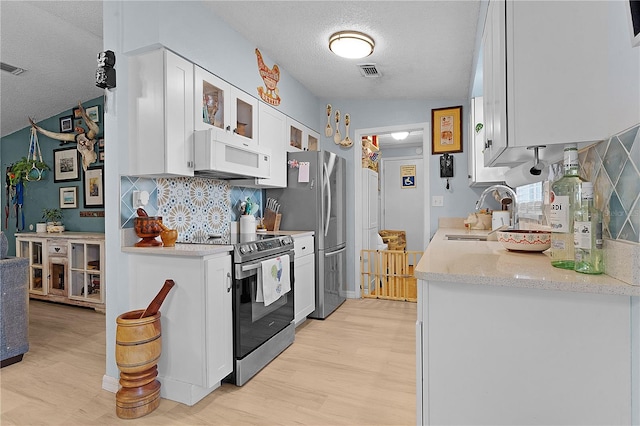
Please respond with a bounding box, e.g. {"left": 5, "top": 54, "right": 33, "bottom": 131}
{"left": 255, "top": 48, "right": 281, "bottom": 106}
{"left": 28, "top": 102, "right": 99, "bottom": 171}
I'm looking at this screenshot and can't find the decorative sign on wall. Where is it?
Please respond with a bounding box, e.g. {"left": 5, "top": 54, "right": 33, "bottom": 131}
{"left": 401, "top": 165, "right": 416, "bottom": 189}
{"left": 431, "top": 105, "right": 463, "bottom": 155}
{"left": 255, "top": 48, "right": 281, "bottom": 106}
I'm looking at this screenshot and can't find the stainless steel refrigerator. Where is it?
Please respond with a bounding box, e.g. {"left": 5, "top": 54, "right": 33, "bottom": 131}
{"left": 266, "top": 151, "right": 346, "bottom": 319}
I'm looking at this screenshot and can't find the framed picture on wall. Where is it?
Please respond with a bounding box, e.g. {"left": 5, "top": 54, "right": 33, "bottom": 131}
{"left": 431, "top": 105, "right": 463, "bottom": 155}
{"left": 86, "top": 106, "right": 99, "bottom": 123}
{"left": 59, "top": 115, "right": 73, "bottom": 133}
{"left": 59, "top": 186, "right": 78, "bottom": 209}
{"left": 53, "top": 148, "right": 81, "bottom": 182}
{"left": 84, "top": 166, "right": 104, "bottom": 208}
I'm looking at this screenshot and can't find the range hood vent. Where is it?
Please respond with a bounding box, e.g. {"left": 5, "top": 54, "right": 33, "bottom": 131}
{"left": 1, "top": 62, "right": 26, "bottom": 76}
{"left": 358, "top": 63, "right": 381, "bottom": 78}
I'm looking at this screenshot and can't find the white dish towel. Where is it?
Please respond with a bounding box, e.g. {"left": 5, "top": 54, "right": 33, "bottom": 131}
{"left": 256, "top": 254, "right": 291, "bottom": 306}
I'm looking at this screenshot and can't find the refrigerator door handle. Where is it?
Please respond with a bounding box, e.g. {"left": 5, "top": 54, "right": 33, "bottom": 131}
{"left": 323, "top": 162, "right": 331, "bottom": 237}
{"left": 324, "top": 246, "right": 346, "bottom": 257}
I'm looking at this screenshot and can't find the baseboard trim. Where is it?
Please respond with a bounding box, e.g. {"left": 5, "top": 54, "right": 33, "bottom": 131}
{"left": 102, "top": 374, "right": 119, "bottom": 393}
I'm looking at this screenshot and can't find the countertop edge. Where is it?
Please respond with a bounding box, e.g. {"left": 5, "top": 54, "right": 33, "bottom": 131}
{"left": 416, "top": 228, "right": 640, "bottom": 297}
{"left": 122, "top": 245, "right": 233, "bottom": 257}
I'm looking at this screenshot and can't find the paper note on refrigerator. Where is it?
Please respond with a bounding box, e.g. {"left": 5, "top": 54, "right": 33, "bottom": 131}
{"left": 298, "top": 162, "right": 310, "bottom": 182}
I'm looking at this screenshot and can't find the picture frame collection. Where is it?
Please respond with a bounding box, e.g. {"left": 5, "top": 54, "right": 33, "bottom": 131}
{"left": 55, "top": 104, "right": 105, "bottom": 210}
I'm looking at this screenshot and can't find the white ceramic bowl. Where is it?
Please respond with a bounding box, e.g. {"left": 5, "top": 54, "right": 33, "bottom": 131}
{"left": 497, "top": 230, "right": 551, "bottom": 252}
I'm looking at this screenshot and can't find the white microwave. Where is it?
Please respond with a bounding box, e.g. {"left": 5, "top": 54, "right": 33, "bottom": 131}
{"left": 194, "top": 129, "right": 271, "bottom": 180}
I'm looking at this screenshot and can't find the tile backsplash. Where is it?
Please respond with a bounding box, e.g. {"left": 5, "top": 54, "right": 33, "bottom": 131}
{"left": 120, "top": 176, "right": 262, "bottom": 243}
{"left": 518, "top": 123, "right": 640, "bottom": 245}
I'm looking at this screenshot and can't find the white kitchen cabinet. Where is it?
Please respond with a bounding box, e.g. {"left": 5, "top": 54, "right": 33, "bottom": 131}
{"left": 16, "top": 233, "right": 105, "bottom": 311}
{"left": 482, "top": 0, "right": 610, "bottom": 167}
{"left": 286, "top": 118, "right": 319, "bottom": 152}
{"left": 129, "top": 252, "right": 233, "bottom": 406}
{"left": 194, "top": 66, "right": 258, "bottom": 148}
{"left": 128, "top": 48, "right": 195, "bottom": 177}
{"left": 468, "top": 96, "right": 508, "bottom": 186}
{"left": 292, "top": 234, "right": 315, "bottom": 326}
{"left": 417, "top": 279, "right": 631, "bottom": 425}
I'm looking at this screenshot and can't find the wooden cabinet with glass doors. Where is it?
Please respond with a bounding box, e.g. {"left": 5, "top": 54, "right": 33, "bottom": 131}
{"left": 15, "top": 233, "right": 105, "bottom": 312}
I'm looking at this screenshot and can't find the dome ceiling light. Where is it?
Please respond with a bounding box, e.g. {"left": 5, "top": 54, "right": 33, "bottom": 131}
{"left": 329, "top": 31, "right": 374, "bottom": 59}
{"left": 392, "top": 132, "right": 410, "bottom": 141}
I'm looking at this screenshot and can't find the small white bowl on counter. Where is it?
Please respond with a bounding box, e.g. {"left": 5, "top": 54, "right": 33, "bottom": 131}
{"left": 496, "top": 230, "right": 551, "bottom": 252}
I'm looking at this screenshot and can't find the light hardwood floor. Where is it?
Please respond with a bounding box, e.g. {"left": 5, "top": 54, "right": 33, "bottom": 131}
{"left": 1, "top": 298, "right": 416, "bottom": 425}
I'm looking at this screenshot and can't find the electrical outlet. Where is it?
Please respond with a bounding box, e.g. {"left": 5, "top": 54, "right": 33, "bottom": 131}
{"left": 432, "top": 196, "right": 444, "bottom": 207}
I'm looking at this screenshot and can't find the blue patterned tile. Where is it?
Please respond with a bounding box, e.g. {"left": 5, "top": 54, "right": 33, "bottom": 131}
{"left": 602, "top": 137, "right": 627, "bottom": 186}
{"left": 618, "top": 159, "right": 640, "bottom": 213}
{"left": 619, "top": 219, "right": 638, "bottom": 243}
{"left": 618, "top": 126, "right": 639, "bottom": 152}
{"left": 608, "top": 191, "right": 626, "bottom": 239}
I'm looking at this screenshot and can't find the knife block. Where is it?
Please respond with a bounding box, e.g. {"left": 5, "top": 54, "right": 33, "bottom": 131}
{"left": 263, "top": 209, "right": 281, "bottom": 232}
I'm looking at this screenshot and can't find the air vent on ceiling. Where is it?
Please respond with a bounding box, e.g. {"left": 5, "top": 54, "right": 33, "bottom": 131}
{"left": 1, "top": 62, "right": 26, "bottom": 76}
{"left": 358, "top": 63, "right": 381, "bottom": 78}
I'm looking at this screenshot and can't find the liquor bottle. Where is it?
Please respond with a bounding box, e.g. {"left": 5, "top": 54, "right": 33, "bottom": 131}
{"left": 574, "top": 181, "right": 604, "bottom": 274}
{"left": 549, "top": 144, "right": 583, "bottom": 269}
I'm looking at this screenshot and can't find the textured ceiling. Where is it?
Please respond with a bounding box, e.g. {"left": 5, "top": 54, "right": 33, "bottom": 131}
{"left": 209, "top": 1, "right": 481, "bottom": 100}
{"left": 0, "top": 1, "right": 481, "bottom": 138}
{"left": 0, "top": 1, "right": 103, "bottom": 138}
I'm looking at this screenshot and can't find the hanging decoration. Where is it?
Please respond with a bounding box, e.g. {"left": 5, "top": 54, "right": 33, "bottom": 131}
{"left": 255, "top": 49, "right": 281, "bottom": 106}
{"left": 29, "top": 102, "right": 100, "bottom": 170}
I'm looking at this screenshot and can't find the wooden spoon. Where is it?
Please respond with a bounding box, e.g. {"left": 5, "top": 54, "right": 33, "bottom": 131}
{"left": 139, "top": 279, "right": 175, "bottom": 319}
{"left": 333, "top": 110, "right": 341, "bottom": 144}
{"left": 341, "top": 113, "right": 352, "bottom": 147}
{"left": 325, "top": 104, "right": 333, "bottom": 137}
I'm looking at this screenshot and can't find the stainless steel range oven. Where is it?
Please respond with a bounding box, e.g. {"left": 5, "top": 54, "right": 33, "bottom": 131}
{"left": 225, "top": 233, "right": 295, "bottom": 386}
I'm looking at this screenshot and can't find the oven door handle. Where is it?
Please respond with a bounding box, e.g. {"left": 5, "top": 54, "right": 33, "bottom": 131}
{"left": 241, "top": 263, "right": 262, "bottom": 272}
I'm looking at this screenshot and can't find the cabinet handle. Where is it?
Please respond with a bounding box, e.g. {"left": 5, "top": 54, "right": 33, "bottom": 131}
{"left": 226, "top": 125, "right": 231, "bottom": 131}
{"left": 233, "top": 128, "right": 238, "bottom": 134}
{"left": 226, "top": 272, "right": 231, "bottom": 293}
{"left": 485, "top": 139, "right": 492, "bottom": 149}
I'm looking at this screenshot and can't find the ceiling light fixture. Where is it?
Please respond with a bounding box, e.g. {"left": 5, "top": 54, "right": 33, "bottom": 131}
{"left": 329, "top": 31, "right": 374, "bottom": 59}
{"left": 392, "top": 132, "right": 409, "bottom": 141}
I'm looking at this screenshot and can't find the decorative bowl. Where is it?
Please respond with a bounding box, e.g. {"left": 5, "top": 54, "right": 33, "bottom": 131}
{"left": 497, "top": 230, "right": 551, "bottom": 252}
{"left": 134, "top": 216, "right": 163, "bottom": 247}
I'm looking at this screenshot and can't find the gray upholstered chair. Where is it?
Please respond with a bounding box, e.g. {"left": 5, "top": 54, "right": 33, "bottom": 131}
{"left": 0, "top": 256, "right": 29, "bottom": 367}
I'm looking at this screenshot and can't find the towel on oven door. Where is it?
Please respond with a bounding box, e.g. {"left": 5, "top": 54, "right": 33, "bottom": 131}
{"left": 256, "top": 254, "right": 291, "bottom": 306}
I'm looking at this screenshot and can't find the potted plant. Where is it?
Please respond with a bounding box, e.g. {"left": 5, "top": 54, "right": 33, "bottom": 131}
{"left": 10, "top": 156, "right": 50, "bottom": 184}
{"left": 42, "top": 208, "right": 64, "bottom": 233}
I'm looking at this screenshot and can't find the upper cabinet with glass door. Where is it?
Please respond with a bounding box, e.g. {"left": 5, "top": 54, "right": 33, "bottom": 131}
{"left": 286, "top": 117, "right": 319, "bottom": 152}
{"left": 194, "top": 66, "right": 258, "bottom": 148}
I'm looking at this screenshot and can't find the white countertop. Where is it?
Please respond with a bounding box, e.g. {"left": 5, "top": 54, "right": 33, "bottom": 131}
{"left": 122, "top": 244, "right": 233, "bottom": 257}
{"left": 415, "top": 227, "right": 640, "bottom": 297}
{"left": 121, "top": 230, "right": 313, "bottom": 257}
{"left": 16, "top": 231, "right": 105, "bottom": 240}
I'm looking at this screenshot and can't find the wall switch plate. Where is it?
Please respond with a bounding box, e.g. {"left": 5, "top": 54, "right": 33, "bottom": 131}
{"left": 432, "top": 196, "right": 444, "bottom": 207}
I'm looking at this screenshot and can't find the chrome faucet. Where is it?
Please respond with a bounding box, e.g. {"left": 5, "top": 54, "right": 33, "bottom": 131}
{"left": 476, "top": 184, "right": 518, "bottom": 228}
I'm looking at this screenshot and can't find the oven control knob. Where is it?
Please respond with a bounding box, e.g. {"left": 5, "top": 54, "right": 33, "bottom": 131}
{"left": 239, "top": 245, "right": 250, "bottom": 254}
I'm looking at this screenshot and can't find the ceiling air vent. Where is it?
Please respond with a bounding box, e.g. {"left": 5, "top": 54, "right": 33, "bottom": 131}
{"left": 1, "top": 62, "right": 26, "bottom": 76}
{"left": 358, "top": 63, "right": 381, "bottom": 78}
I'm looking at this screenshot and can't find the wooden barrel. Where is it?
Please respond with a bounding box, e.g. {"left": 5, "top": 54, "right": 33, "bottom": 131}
{"left": 115, "top": 309, "right": 162, "bottom": 373}
{"left": 115, "top": 309, "right": 162, "bottom": 419}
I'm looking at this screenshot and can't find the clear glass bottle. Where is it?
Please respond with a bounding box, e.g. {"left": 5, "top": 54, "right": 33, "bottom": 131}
{"left": 549, "top": 144, "right": 583, "bottom": 269}
{"left": 574, "top": 181, "right": 604, "bottom": 274}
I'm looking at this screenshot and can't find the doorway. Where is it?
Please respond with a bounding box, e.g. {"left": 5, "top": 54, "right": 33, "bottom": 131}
{"left": 381, "top": 157, "right": 425, "bottom": 253}
{"left": 353, "top": 123, "right": 430, "bottom": 298}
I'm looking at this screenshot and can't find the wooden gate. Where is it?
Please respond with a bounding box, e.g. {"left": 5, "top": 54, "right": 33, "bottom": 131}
{"left": 360, "top": 249, "right": 422, "bottom": 302}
